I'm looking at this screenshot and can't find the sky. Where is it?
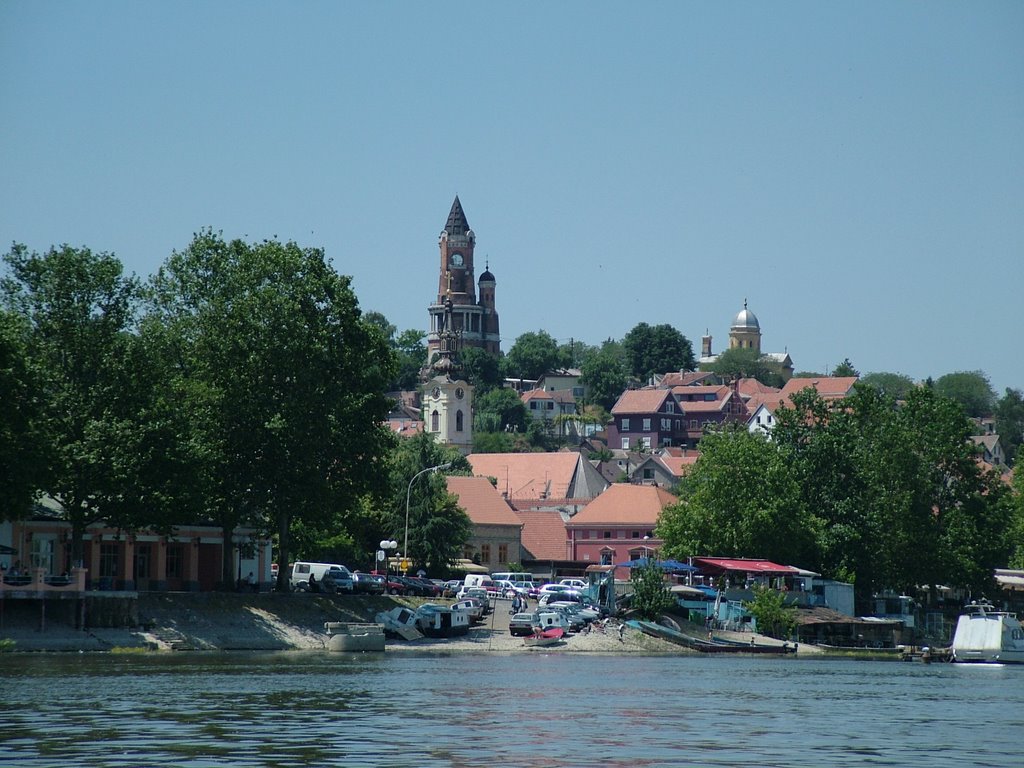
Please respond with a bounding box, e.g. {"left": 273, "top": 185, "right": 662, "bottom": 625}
{"left": 2, "top": 2, "right": 1022, "bottom": 392}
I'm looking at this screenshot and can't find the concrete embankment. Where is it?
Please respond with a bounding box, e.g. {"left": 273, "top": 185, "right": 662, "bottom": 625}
{"left": 0, "top": 592, "right": 683, "bottom": 654}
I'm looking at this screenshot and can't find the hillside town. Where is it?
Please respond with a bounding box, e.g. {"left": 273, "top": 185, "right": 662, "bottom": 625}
{"left": 2, "top": 198, "right": 1022, "bottom": 652}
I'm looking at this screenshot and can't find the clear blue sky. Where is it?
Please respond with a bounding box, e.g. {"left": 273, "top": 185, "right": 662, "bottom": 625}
{"left": 2, "top": 2, "right": 1021, "bottom": 392}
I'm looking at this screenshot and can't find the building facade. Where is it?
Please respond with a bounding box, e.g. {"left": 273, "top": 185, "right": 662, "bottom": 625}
{"left": 426, "top": 196, "right": 500, "bottom": 364}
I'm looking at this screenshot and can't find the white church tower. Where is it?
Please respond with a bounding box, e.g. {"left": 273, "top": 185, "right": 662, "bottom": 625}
{"left": 423, "top": 289, "right": 474, "bottom": 454}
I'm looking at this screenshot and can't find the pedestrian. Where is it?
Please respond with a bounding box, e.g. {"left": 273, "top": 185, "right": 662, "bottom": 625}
{"left": 618, "top": 622, "right": 626, "bottom": 642}
{"left": 247, "top": 571, "right": 257, "bottom": 593}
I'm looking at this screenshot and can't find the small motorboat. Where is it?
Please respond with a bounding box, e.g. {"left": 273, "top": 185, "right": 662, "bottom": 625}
{"left": 524, "top": 627, "right": 564, "bottom": 648}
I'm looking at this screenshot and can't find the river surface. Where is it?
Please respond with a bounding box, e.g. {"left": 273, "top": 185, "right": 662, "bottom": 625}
{"left": 0, "top": 651, "right": 1020, "bottom": 767}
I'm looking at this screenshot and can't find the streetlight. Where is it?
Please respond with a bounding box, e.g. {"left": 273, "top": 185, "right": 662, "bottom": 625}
{"left": 404, "top": 462, "right": 452, "bottom": 574}
{"left": 378, "top": 539, "right": 397, "bottom": 577}
{"left": 642, "top": 535, "right": 652, "bottom": 564}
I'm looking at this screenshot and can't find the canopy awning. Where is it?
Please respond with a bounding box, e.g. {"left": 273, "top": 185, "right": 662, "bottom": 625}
{"left": 692, "top": 557, "right": 800, "bottom": 575}
{"left": 0, "top": 544, "right": 17, "bottom": 556}
{"left": 615, "top": 557, "right": 697, "bottom": 572}
{"left": 451, "top": 559, "right": 489, "bottom": 574}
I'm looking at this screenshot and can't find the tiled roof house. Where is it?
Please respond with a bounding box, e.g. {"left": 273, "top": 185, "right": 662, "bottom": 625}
{"left": 565, "top": 484, "right": 677, "bottom": 576}
{"left": 447, "top": 476, "right": 523, "bottom": 573}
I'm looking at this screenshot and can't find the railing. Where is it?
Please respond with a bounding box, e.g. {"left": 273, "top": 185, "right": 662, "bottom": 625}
{"left": 0, "top": 567, "right": 87, "bottom": 593}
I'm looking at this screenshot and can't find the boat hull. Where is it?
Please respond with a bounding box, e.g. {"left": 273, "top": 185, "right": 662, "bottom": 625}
{"left": 951, "top": 605, "right": 1024, "bottom": 664}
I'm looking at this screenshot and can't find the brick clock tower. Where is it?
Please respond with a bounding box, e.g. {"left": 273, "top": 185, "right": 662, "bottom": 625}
{"left": 426, "top": 196, "right": 500, "bottom": 366}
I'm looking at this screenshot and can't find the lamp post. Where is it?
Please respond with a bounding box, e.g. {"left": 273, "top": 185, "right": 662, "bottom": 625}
{"left": 404, "top": 462, "right": 452, "bottom": 574}
{"left": 642, "top": 535, "right": 652, "bottom": 564}
{"left": 378, "top": 539, "right": 397, "bottom": 577}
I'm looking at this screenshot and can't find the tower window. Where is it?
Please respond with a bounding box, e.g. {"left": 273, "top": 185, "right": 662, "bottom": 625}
{"left": 431, "top": 410, "right": 439, "bottom": 432}
{"left": 456, "top": 409, "right": 464, "bottom": 432}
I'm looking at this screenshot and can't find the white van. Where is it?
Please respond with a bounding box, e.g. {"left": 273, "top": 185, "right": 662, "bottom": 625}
{"left": 463, "top": 574, "right": 497, "bottom": 593}
{"left": 290, "top": 562, "right": 354, "bottom": 593}
{"left": 491, "top": 572, "right": 535, "bottom": 585}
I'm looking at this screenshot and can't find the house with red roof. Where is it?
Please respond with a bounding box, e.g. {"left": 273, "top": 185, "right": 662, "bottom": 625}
{"left": 607, "top": 389, "right": 687, "bottom": 451}
{"left": 446, "top": 476, "right": 523, "bottom": 573}
{"left": 565, "top": 484, "right": 677, "bottom": 578}
{"left": 778, "top": 376, "right": 858, "bottom": 402}
{"left": 671, "top": 383, "right": 749, "bottom": 444}
{"left": 520, "top": 388, "right": 582, "bottom": 437}
{"left": 466, "top": 452, "right": 608, "bottom": 512}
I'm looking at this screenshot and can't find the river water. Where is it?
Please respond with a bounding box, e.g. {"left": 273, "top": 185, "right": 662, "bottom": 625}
{"left": 0, "top": 651, "right": 1020, "bottom": 767}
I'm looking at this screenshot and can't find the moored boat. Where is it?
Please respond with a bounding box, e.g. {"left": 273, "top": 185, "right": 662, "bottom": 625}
{"left": 951, "top": 602, "right": 1024, "bottom": 664}
{"left": 524, "top": 627, "right": 564, "bottom": 648}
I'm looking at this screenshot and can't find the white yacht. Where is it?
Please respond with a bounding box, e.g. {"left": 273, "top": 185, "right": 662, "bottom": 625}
{"left": 951, "top": 601, "right": 1024, "bottom": 663}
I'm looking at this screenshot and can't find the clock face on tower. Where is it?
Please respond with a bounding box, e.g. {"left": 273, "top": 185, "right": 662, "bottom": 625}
{"left": 450, "top": 252, "right": 464, "bottom": 268}
{"left": 431, "top": 387, "right": 441, "bottom": 400}
{"left": 455, "top": 387, "right": 465, "bottom": 400}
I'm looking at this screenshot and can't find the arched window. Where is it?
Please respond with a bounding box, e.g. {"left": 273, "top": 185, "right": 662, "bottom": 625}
{"left": 456, "top": 409, "right": 464, "bottom": 432}
{"left": 431, "top": 410, "right": 439, "bottom": 432}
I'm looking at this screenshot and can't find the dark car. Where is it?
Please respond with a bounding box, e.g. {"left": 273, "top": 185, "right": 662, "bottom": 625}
{"left": 320, "top": 567, "right": 354, "bottom": 594}
{"left": 405, "top": 577, "right": 442, "bottom": 597}
{"left": 392, "top": 575, "right": 431, "bottom": 596}
{"left": 352, "top": 572, "right": 385, "bottom": 595}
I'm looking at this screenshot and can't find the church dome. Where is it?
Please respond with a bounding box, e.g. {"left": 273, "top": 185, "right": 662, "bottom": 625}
{"left": 479, "top": 267, "right": 495, "bottom": 283}
{"left": 731, "top": 301, "right": 760, "bottom": 331}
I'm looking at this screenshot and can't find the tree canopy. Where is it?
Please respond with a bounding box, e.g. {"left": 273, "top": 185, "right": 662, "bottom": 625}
{"left": 623, "top": 322, "right": 695, "bottom": 381}
{"left": 859, "top": 371, "right": 917, "bottom": 400}
{"left": 580, "top": 339, "right": 629, "bottom": 412}
{"left": 503, "top": 330, "right": 564, "bottom": 381}
{"left": 933, "top": 371, "right": 996, "bottom": 418}
{"left": 706, "top": 347, "right": 784, "bottom": 387}
{"left": 1, "top": 243, "right": 142, "bottom": 566}
{"left": 147, "top": 230, "right": 397, "bottom": 588}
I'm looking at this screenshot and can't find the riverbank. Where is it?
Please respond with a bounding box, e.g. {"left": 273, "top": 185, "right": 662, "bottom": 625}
{"left": 0, "top": 592, "right": 691, "bottom": 654}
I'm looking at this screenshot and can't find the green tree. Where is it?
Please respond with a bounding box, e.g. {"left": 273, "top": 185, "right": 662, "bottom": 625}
{"left": 388, "top": 432, "right": 472, "bottom": 574}
{"left": 472, "top": 431, "right": 514, "bottom": 453}
{"left": 744, "top": 585, "right": 797, "bottom": 639}
{"left": 148, "top": 230, "right": 397, "bottom": 589}
{"left": 706, "top": 347, "right": 784, "bottom": 387}
{"left": 580, "top": 340, "right": 629, "bottom": 411}
{"left": 859, "top": 371, "right": 917, "bottom": 400}
{"left": 0, "top": 308, "right": 47, "bottom": 522}
{"left": 995, "top": 388, "right": 1024, "bottom": 464}
{"left": 630, "top": 561, "right": 675, "bottom": 620}
{"left": 2, "top": 244, "right": 141, "bottom": 567}
{"left": 503, "top": 330, "right": 563, "bottom": 381}
{"left": 460, "top": 346, "right": 503, "bottom": 395}
{"left": 832, "top": 358, "right": 859, "bottom": 377}
{"left": 393, "top": 328, "right": 427, "bottom": 391}
{"left": 623, "top": 322, "right": 695, "bottom": 381}
{"left": 474, "top": 387, "right": 528, "bottom": 434}
{"left": 558, "top": 339, "right": 594, "bottom": 370}
{"left": 657, "top": 427, "right": 817, "bottom": 566}
{"left": 933, "top": 371, "right": 996, "bottom": 418}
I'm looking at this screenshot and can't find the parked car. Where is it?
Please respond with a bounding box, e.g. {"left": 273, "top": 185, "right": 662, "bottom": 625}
{"left": 457, "top": 586, "right": 492, "bottom": 612}
{"left": 379, "top": 576, "right": 407, "bottom": 595}
{"left": 405, "top": 577, "right": 442, "bottom": 597}
{"left": 537, "top": 583, "right": 572, "bottom": 597}
{"left": 352, "top": 572, "right": 385, "bottom": 595}
{"left": 508, "top": 612, "right": 538, "bottom": 637}
{"left": 451, "top": 598, "right": 485, "bottom": 622}
{"left": 558, "top": 578, "right": 588, "bottom": 591}
{"left": 496, "top": 580, "right": 529, "bottom": 598}
{"left": 320, "top": 567, "right": 355, "bottom": 594}
{"left": 538, "top": 590, "right": 581, "bottom": 606}
{"left": 547, "top": 605, "right": 586, "bottom": 632}
{"left": 442, "top": 580, "right": 462, "bottom": 597}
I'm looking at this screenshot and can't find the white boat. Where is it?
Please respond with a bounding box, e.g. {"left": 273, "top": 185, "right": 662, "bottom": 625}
{"left": 415, "top": 603, "right": 471, "bottom": 638}
{"left": 951, "top": 601, "right": 1024, "bottom": 664}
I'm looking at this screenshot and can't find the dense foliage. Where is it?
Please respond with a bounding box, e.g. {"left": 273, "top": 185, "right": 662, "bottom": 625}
{"left": 659, "top": 384, "right": 1015, "bottom": 612}
{"left": 744, "top": 586, "right": 798, "bottom": 639}
{"left": 622, "top": 322, "right": 695, "bottom": 381}
{"left": 630, "top": 561, "right": 676, "bottom": 620}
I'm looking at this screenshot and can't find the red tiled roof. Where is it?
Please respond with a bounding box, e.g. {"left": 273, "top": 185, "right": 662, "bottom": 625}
{"left": 516, "top": 509, "right": 569, "bottom": 561}
{"left": 387, "top": 418, "right": 424, "bottom": 434}
{"left": 612, "top": 389, "right": 673, "bottom": 415}
{"left": 660, "top": 455, "right": 699, "bottom": 477}
{"left": 521, "top": 388, "right": 576, "bottom": 405}
{"left": 446, "top": 476, "right": 522, "bottom": 526}
{"left": 672, "top": 385, "right": 730, "bottom": 399}
{"left": 568, "top": 484, "right": 677, "bottom": 526}
{"left": 737, "top": 378, "right": 782, "bottom": 398}
{"left": 660, "top": 371, "right": 715, "bottom": 387}
{"left": 745, "top": 394, "right": 787, "bottom": 415}
{"left": 467, "top": 452, "right": 586, "bottom": 501}
{"left": 779, "top": 377, "right": 858, "bottom": 400}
